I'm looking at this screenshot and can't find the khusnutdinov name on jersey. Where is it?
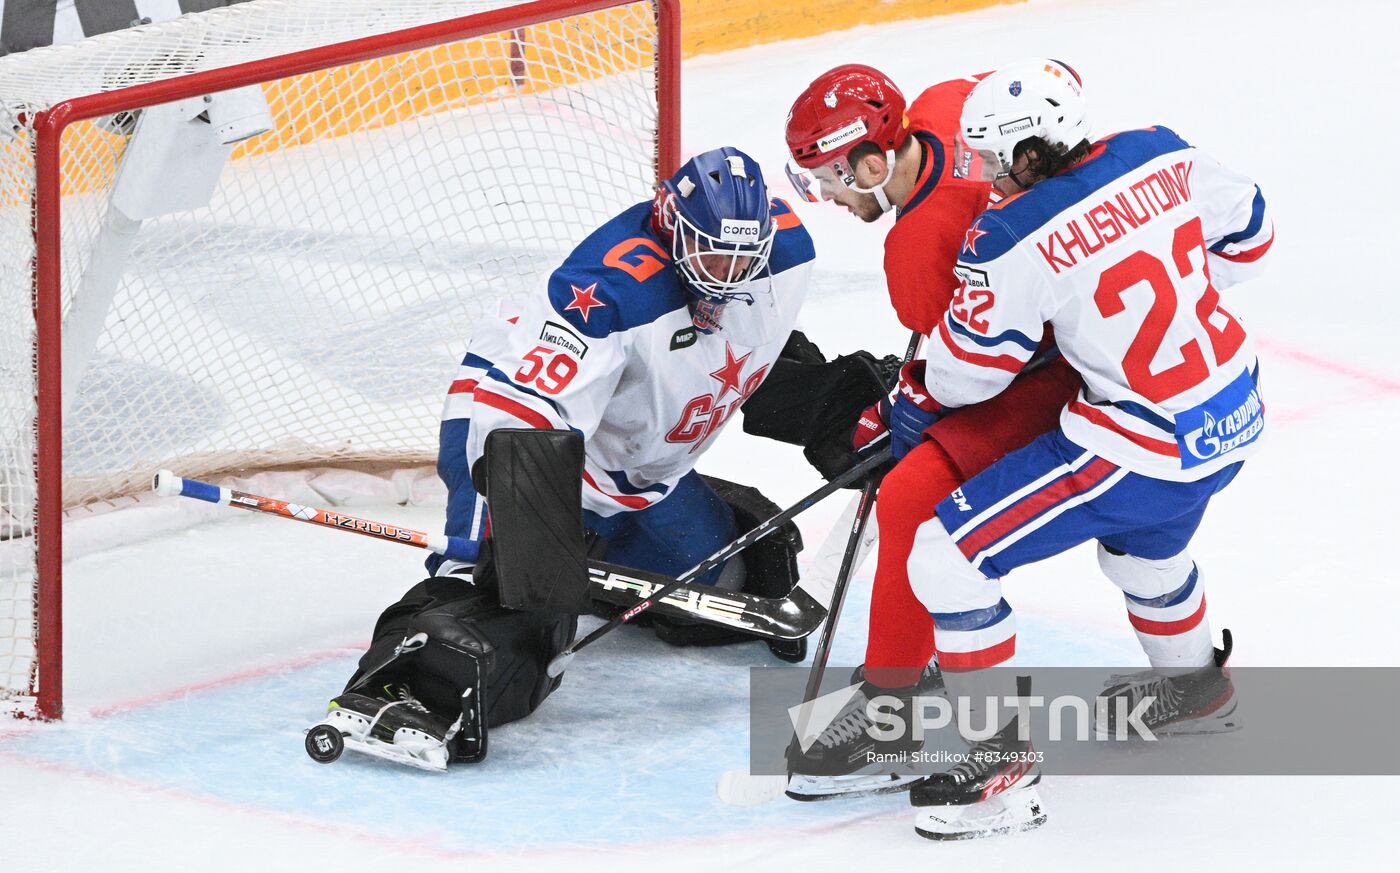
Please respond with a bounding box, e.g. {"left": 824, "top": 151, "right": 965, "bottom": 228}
{"left": 1035, "top": 160, "right": 1195, "bottom": 273}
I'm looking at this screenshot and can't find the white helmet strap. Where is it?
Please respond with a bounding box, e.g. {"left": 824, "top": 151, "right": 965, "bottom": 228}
{"left": 849, "top": 148, "right": 898, "bottom": 214}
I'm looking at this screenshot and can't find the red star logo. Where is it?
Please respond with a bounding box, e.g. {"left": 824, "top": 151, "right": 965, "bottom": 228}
{"left": 708, "top": 342, "right": 751, "bottom": 402}
{"left": 963, "top": 220, "right": 989, "bottom": 257}
{"left": 564, "top": 282, "right": 605, "bottom": 322}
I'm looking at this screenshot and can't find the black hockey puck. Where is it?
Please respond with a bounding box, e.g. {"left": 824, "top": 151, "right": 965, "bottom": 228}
{"left": 305, "top": 724, "right": 345, "bottom": 763}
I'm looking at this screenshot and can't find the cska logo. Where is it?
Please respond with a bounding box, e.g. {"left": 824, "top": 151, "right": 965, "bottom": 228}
{"left": 665, "top": 342, "right": 769, "bottom": 452}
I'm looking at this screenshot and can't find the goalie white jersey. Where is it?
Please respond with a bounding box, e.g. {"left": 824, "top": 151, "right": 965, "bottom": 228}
{"left": 928, "top": 126, "right": 1274, "bottom": 481}
{"left": 442, "top": 199, "right": 814, "bottom": 517}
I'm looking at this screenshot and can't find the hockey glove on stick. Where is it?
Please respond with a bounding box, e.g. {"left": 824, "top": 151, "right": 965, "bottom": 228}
{"left": 887, "top": 361, "right": 942, "bottom": 460}
{"left": 850, "top": 398, "right": 890, "bottom": 453}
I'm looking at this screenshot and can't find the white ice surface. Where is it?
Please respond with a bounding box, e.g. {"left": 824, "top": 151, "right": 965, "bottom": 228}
{"left": 4, "top": 0, "right": 1399, "bottom": 869}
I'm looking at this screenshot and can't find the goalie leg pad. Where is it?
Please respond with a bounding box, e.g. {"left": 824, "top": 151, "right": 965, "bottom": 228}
{"left": 347, "top": 574, "right": 577, "bottom": 762}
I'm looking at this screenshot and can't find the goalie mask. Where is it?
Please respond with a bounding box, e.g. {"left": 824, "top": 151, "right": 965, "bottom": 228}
{"left": 654, "top": 147, "right": 776, "bottom": 336}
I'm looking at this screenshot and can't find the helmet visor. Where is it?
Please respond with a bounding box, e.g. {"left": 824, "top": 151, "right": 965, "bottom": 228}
{"left": 953, "top": 132, "right": 1006, "bottom": 182}
{"left": 785, "top": 155, "right": 855, "bottom": 203}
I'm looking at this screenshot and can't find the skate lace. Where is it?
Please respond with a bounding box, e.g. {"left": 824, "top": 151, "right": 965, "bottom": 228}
{"left": 388, "top": 684, "right": 431, "bottom": 714}
{"left": 1116, "top": 674, "right": 1182, "bottom": 720}
{"left": 816, "top": 706, "right": 873, "bottom": 749}
{"left": 948, "top": 733, "right": 1009, "bottom": 784}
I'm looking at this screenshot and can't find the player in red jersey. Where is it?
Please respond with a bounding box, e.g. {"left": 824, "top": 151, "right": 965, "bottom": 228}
{"left": 781, "top": 65, "right": 1081, "bottom": 799}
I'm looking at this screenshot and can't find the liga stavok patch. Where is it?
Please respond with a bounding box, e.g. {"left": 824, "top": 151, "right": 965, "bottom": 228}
{"left": 1174, "top": 368, "right": 1263, "bottom": 469}
{"left": 540, "top": 320, "right": 588, "bottom": 358}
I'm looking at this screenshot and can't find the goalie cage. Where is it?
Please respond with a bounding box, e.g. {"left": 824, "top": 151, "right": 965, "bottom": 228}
{"left": 0, "top": 0, "right": 680, "bottom": 719}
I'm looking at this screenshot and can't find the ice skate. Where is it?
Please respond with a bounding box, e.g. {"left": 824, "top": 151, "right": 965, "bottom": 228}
{"left": 1098, "top": 629, "right": 1239, "bottom": 738}
{"left": 305, "top": 682, "right": 455, "bottom": 772}
{"left": 786, "top": 665, "right": 944, "bottom": 801}
{"left": 909, "top": 714, "right": 1047, "bottom": 840}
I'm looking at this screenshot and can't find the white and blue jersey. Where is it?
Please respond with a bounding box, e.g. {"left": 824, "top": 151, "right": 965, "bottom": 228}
{"left": 434, "top": 198, "right": 813, "bottom": 574}
{"left": 928, "top": 127, "right": 1274, "bottom": 481}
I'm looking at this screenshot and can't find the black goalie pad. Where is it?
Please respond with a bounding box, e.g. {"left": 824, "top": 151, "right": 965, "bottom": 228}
{"left": 346, "top": 576, "right": 577, "bottom": 762}
{"left": 478, "top": 428, "right": 594, "bottom": 615}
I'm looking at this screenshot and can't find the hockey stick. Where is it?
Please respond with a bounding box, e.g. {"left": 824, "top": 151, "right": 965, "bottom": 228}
{"left": 791, "top": 329, "right": 920, "bottom": 713}
{"left": 718, "top": 330, "right": 922, "bottom": 806}
{"left": 152, "top": 470, "right": 481, "bottom": 563}
{"left": 150, "top": 469, "right": 840, "bottom": 642}
{"left": 543, "top": 442, "right": 893, "bottom": 678}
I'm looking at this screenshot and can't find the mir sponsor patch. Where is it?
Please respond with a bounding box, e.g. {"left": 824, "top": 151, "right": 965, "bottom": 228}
{"left": 670, "top": 326, "right": 698, "bottom": 350}
{"left": 1174, "top": 369, "right": 1263, "bottom": 469}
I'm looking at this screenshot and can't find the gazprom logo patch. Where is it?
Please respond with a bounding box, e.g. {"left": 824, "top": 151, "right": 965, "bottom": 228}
{"left": 720, "top": 219, "right": 761, "bottom": 243}
{"left": 1174, "top": 369, "right": 1264, "bottom": 469}
{"left": 817, "top": 118, "right": 868, "bottom": 153}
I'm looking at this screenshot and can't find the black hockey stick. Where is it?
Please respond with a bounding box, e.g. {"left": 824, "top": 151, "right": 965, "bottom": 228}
{"left": 785, "top": 331, "right": 922, "bottom": 752}
{"left": 154, "top": 462, "right": 834, "bottom": 643}
{"left": 788, "top": 478, "right": 880, "bottom": 741}
{"left": 718, "top": 330, "right": 922, "bottom": 806}
{"left": 544, "top": 442, "right": 893, "bottom": 678}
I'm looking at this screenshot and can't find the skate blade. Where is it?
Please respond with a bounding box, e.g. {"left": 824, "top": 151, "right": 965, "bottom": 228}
{"left": 339, "top": 735, "right": 449, "bottom": 772}
{"left": 786, "top": 771, "right": 923, "bottom": 802}
{"left": 1095, "top": 700, "right": 1242, "bottom": 739}
{"left": 914, "top": 786, "right": 1047, "bottom": 841}
{"left": 1153, "top": 699, "right": 1242, "bottom": 736}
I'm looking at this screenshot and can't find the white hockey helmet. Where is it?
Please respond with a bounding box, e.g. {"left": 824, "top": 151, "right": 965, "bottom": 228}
{"left": 958, "top": 59, "right": 1089, "bottom": 179}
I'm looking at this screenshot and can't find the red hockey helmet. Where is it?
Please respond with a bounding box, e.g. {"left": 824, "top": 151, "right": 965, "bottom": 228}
{"left": 786, "top": 64, "right": 909, "bottom": 168}
{"left": 784, "top": 64, "right": 908, "bottom": 209}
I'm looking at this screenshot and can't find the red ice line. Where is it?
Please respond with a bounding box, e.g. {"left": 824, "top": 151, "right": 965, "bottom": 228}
{"left": 85, "top": 643, "right": 371, "bottom": 719}
{"left": 1256, "top": 338, "right": 1400, "bottom": 395}
{"left": 1254, "top": 338, "right": 1400, "bottom": 425}
{"left": 0, "top": 739, "right": 905, "bottom": 861}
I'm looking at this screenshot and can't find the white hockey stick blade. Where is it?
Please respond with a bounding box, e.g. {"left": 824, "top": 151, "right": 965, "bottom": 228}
{"left": 716, "top": 769, "right": 788, "bottom": 807}
{"left": 786, "top": 771, "right": 926, "bottom": 802}
{"left": 545, "top": 650, "right": 573, "bottom": 679}
{"left": 797, "top": 493, "right": 879, "bottom": 605}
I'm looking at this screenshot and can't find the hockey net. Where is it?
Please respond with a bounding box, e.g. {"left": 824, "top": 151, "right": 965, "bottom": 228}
{"left": 0, "top": 0, "right": 678, "bottom": 718}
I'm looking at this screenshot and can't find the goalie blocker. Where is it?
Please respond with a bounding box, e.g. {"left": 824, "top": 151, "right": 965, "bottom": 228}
{"left": 337, "top": 429, "right": 810, "bottom": 765}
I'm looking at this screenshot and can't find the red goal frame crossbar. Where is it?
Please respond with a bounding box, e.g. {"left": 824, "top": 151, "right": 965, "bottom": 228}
{"left": 26, "top": 0, "right": 681, "bottom": 720}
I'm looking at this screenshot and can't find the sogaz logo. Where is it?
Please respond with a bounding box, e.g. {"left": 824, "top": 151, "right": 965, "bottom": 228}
{"left": 720, "top": 219, "right": 761, "bottom": 243}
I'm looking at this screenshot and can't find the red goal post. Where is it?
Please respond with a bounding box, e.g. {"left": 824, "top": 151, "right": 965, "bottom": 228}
{"left": 2, "top": 0, "right": 680, "bottom": 720}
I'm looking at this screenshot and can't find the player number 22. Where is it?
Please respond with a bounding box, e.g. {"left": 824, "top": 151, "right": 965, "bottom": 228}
{"left": 515, "top": 346, "right": 579, "bottom": 395}
{"left": 1094, "top": 216, "right": 1246, "bottom": 403}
